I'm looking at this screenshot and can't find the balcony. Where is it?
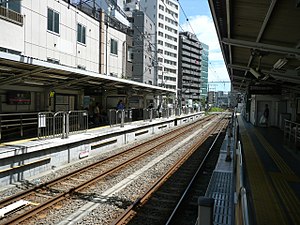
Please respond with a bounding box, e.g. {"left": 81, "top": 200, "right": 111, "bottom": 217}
{"left": 0, "top": 6, "right": 23, "bottom": 25}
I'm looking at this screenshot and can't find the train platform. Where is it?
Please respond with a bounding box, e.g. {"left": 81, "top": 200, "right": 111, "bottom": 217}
{"left": 0, "top": 112, "right": 205, "bottom": 189}
{"left": 238, "top": 115, "right": 300, "bottom": 225}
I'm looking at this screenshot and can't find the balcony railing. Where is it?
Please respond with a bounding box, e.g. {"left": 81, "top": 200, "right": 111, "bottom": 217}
{"left": 0, "top": 6, "right": 23, "bottom": 25}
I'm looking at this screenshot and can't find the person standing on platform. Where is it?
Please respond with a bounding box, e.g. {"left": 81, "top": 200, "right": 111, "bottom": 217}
{"left": 116, "top": 100, "right": 125, "bottom": 110}
{"left": 94, "top": 102, "right": 100, "bottom": 125}
{"left": 263, "top": 104, "right": 269, "bottom": 127}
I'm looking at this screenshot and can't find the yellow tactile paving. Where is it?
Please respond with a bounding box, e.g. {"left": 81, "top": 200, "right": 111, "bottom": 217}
{"left": 241, "top": 132, "right": 288, "bottom": 225}
{"left": 270, "top": 172, "right": 300, "bottom": 225}
{"left": 255, "top": 131, "right": 295, "bottom": 175}
{"left": 0, "top": 137, "right": 37, "bottom": 146}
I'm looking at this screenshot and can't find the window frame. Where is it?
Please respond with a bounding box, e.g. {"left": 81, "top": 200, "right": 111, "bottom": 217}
{"left": 110, "top": 38, "right": 118, "bottom": 55}
{"left": 77, "top": 23, "right": 86, "bottom": 44}
{"left": 47, "top": 8, "right": 60, "bottom": 34}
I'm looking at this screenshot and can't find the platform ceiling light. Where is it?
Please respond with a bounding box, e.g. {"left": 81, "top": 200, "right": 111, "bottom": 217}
{"left": 0, "top": 66, "right": 12, "bottom": 71}
{"left": 273, "top": 58, "right": 288, "bottom": 69}
{"left": 249, "top": 68, "right": 263, "bottom": 79}
{"left": 24, "top": 80, "right": 44, "bottom": 85}
{"left": 87, "top": 81, "right": 102, "bottom": 85}
{"left": 48, "top": 74, "right": 68, "bottom": 80}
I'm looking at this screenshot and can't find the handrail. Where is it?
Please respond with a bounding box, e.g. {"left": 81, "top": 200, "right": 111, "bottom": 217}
{"left": 284, "top": 119, "right": 300, "bottom": 144}
{"left": 0, "top": 5, "right": 23, "bottom": 25}
{"left": 236, "top": 140, "right": 250, "bottom": 225}
{"left": 0, "top": 112, "right": 38, "bottom": 140}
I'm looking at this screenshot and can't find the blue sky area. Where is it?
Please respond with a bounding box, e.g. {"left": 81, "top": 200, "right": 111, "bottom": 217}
{"left": 179, "top": 0, "right": 231, "bottom": 92}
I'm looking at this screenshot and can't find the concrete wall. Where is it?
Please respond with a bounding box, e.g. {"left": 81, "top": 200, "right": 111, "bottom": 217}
{"left": 0, "top": 112, "right": 204, "bottom": 188}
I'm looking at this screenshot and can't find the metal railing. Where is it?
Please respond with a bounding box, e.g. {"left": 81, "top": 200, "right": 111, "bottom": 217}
{"left": 232, "top": 108, "right": 249, "bottom": 225}
{"left": 284, "top": 119, "right": 300, "bottom": 144}
{"left": 0, "top": 6, "right": 23, "bottom": 25}
{"left": 38, "top": 110, "right": 88, "bottom": 139}
{"left": 0, "top": 112, "right": 38, "bottom": 141}
{"left": 235, "top": 141, "right": 250, "bottom": 225}
{"left": 109, "top": 109, "right": 132, "bottom": 127}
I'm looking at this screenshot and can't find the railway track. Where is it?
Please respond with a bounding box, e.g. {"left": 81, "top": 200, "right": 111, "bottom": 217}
{"left": 0, "top": 114, "right": 220, "bottom": 224}
{"left": 112, "top": 116, "right": 228, "bottom": 225}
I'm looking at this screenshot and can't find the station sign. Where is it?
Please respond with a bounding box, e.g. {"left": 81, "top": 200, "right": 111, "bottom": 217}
{"left": 248, "top": 85, "right": 281, "bottom": 95}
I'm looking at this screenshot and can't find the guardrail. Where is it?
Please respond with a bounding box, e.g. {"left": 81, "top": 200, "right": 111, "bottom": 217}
{"left": 38, "top": 110, "right": 88, "bottom": 139}
{"left": 235, "top": 141, "right": 250, "bottom": 225}
{"left": 232, "top": 107, "right": 249, "bottom": 225}
{"left": 109, "top": 109, "right": 132, "bottom": 127}
{"left": 0, "top": 6, "right": 23, "bottom": 25}
{"left": 284, "top": 119, "right": 300, "bottom": 145}
{"left": 0, "top": 112, "right": 38, "bottom": 141}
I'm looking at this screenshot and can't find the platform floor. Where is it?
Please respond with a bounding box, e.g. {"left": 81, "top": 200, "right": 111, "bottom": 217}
{"left": 238, "top": 115, "right": 300, "bottom": 225}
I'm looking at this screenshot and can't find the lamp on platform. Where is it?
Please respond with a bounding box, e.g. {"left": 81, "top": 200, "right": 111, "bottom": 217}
{"left": 273, "top": 58, "right": 288, "bottom": 69}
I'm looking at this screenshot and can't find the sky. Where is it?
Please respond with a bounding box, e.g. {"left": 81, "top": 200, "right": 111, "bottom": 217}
{"left": 178, "top": 0, "right": 231, "bottom": 92}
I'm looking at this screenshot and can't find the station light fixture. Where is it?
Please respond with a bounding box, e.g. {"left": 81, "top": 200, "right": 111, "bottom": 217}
{"left": 87, "top": 81, "right": 102, "bottom": 85}
{"left": 273, "top": 58, "right": 288, "bottom": 69}
{"left": 48, "top": 74, "right": 68, "bottom": 80}
{"left": 249, "top": 68, "right": 263, "bottom": 79}
{"left": 24, "top": 80, "right": 44, "bottom": 85}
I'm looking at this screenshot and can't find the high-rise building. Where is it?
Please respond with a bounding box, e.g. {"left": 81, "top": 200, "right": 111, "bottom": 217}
{"left": 125, "top": 0, "right": 179, "bottom": 90}
{"left": 178, "top": 32, "right": 202, "bottom": 107}
{"left": 130, "top": 11, "right": 155, "bottom": 85}
{"left": 200, "top": 42, "right": 209, "bottom": 101}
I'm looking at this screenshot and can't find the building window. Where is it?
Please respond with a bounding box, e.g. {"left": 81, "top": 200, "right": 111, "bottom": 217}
{"left": 110, "top": 39, "right": 118, "bottom": 55}
{"left": 77, "top": 23, "right": 86, "bottom": 44}
{"left": 47, "top": 8, "right": 59, "bottom": 34}
{"left": 1, "top": 1, "right": 21, "bottom": 13}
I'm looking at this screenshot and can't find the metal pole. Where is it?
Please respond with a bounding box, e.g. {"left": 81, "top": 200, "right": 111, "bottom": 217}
{"left": 121, "top": 110, "right": 125, "bottom": 128}
{"left": 226, "top": 120, "right": 232, "bottom": 162}
{"left": 62, "top": 113, "right": 66, "bottom": 139}
{"left": 150, "top": 109, "right": 153, "bottom": 122}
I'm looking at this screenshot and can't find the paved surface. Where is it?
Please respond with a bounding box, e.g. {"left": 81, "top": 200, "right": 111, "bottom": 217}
{"left": 238, "top": 116, "right": 300, "bottom": 225}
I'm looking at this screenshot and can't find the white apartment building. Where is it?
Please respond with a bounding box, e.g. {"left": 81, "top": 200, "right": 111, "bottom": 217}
{"left": 125, "top": 0, "right": 179, "bottom": 91}
{"left": 0, "top": 0, "right": 100, "bottom": 72}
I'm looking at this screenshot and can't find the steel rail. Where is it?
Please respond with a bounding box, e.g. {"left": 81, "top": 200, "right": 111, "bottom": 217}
{"left": 110, "top": 115, "right": 227, "bottom": 225}
{"left": 165, "top": 118, "right": 228, "bottom": 224}
{"left": 0, "top": 115, "right": 216, "bottom": 225}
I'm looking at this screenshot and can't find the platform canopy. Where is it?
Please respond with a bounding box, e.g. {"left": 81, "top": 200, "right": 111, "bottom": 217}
{"left": 208, "top": 0, "right": 300, "bottom": 94}
{"left": 0, "top": 52, "right": 175, "bottom": 96}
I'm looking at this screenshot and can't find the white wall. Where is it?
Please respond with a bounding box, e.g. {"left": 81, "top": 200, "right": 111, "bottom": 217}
{"left": 0, "top": 19, "right": 24, "bottom": 52}
{"left": 250, "top": 95, "right": 282, "bottom": 127}
{"left": 1, "top": 0, "right": 100, "bottom": 73}
{"left": 105, "top": 27, "right": 126, "bottom": 78}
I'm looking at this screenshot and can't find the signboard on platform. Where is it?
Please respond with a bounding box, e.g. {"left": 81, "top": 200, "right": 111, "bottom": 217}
{"left": 248, "top": 85, "right": 281, "bottom": 95}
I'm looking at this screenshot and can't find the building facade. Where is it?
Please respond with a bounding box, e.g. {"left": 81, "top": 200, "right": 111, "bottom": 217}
{"left": 200, "top": 42, "right": 209, "bottom": 101}
{"left": 178, "top": 32, "right": 202, "bottom": 107}
{"left": 0, "top": 0, "right": 100, "bottom": 72}
{"left": 131, "top": 10, "right": 155, "bottom": 85}
{"left": 125, "top": 0, "right": 179, "bottom": 91}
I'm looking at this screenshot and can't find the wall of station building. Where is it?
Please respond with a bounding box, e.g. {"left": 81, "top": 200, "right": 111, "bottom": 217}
{"left": 248, "top": 94, "right": 296, "bottom": 129}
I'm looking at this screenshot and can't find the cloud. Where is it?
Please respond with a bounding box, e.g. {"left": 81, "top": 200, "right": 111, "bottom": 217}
{"left": 181, "top": 15, "right": 230, "bottom": 86}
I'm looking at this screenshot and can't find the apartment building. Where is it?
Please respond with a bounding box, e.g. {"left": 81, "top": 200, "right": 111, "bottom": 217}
{"left": 125, "top": 0, "right": 179, "bottom": 91}
{"left": 178, "top": 32, "right": 202, "bottom": 107}
{"left": 200, "top": 42, "right": 209, "bottom": 101}
{"left": 0, "top": 0, "right": 100, "bottom": 72}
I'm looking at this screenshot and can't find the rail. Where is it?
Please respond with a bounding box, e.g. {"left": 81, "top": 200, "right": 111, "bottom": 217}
{"left": 0, "top": 6, "right": 23, "bottom": 25}
{"left": 109, "top": 109, "right": 132, "bottom": 127}
{"left": 283, "top": 119, "right": 300, "bottom": 145}
{"left": 0, "top": 112, "right": 38, "bottom": 141}
{"left": 235, "top": 141, "right": 250, "bottom": 225}
{"left": 233, "top": 107, "right": 249, "bottom": 225}
{"left": 38, "top": 110, "right": 88, "bottom": 139}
